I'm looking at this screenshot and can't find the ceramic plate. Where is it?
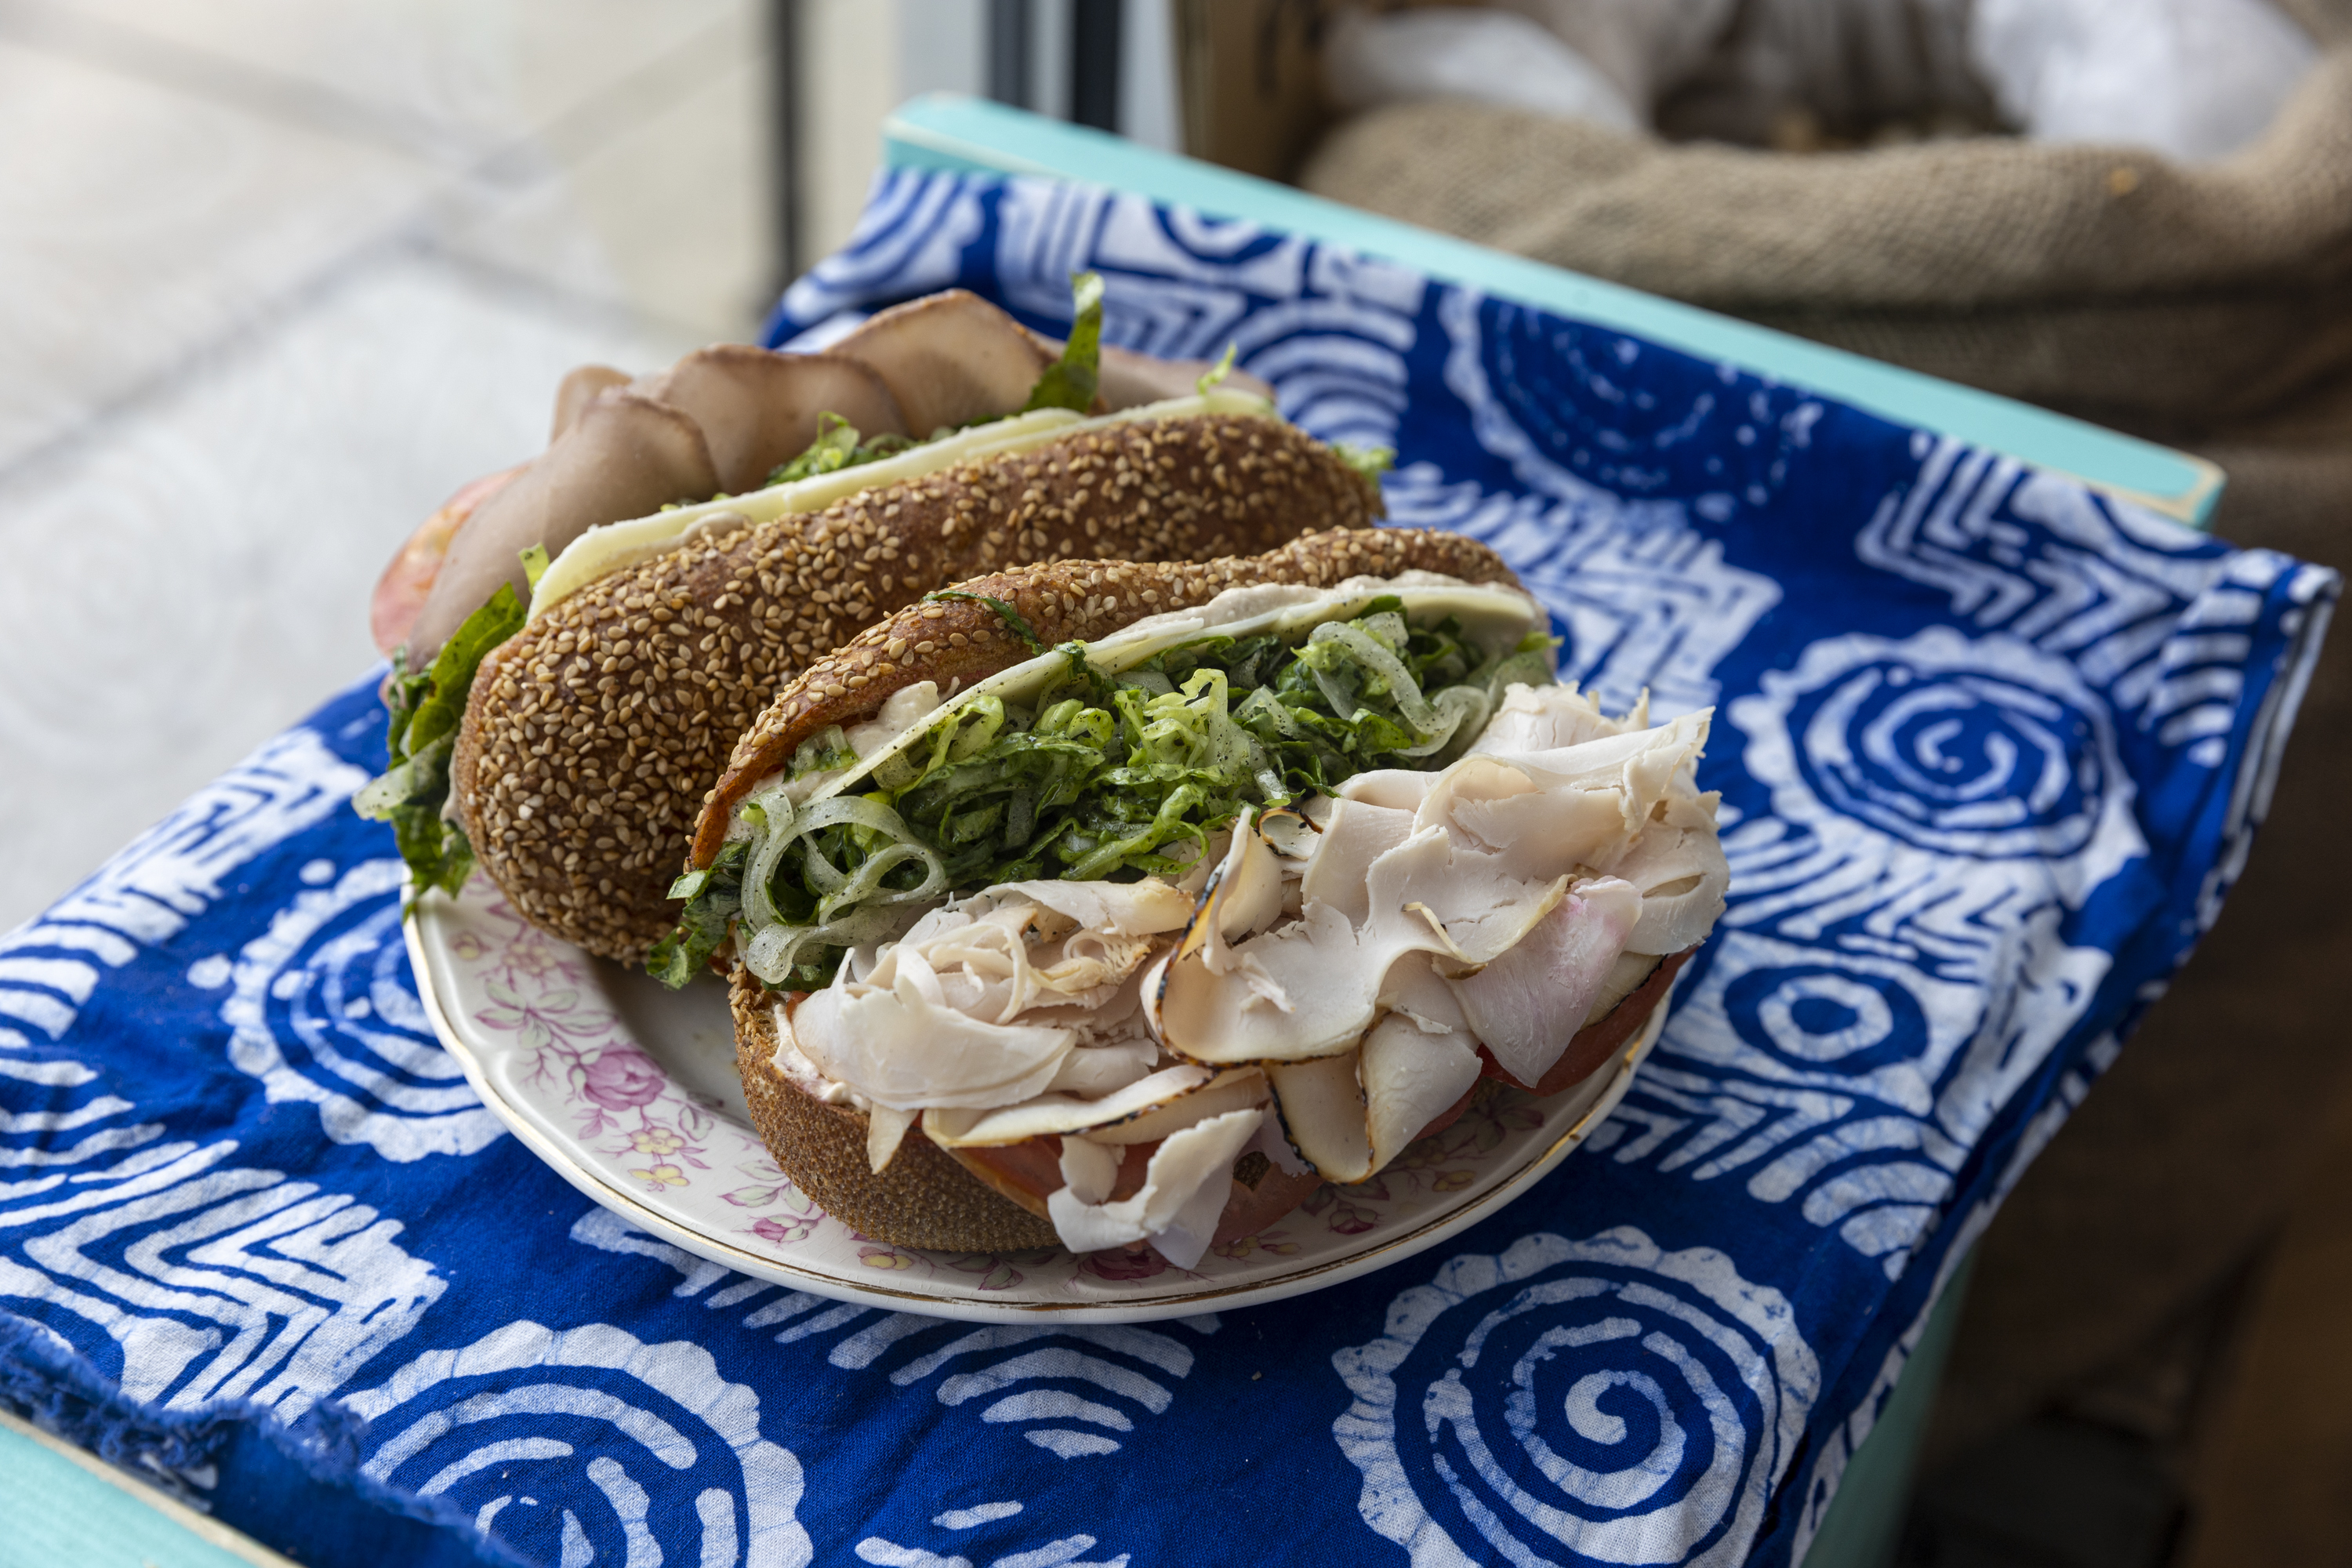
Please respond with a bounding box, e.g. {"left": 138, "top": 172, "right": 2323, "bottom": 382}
{"left": 406, "top": 873, "right": 1669, "bottom": 1324}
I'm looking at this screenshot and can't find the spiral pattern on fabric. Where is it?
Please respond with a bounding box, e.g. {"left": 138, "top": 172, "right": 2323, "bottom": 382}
{"left": 1334, "top": 1228, "right": 1817, "bottom": 1567}
{"left": 1721, "top": 962, "right": 1930, "bottom": 1078}
{"left": 345, "top": 1321, "right": 810, "bottom": 1568}
{"left": 1754, "top": 627, "right": 2123, "bottom": 861}
{"left": 216, "top": 857, "right": 502, "bottom": 1161}
{"left": 1443, "top": 293, "right": 1824, "bottom": 507}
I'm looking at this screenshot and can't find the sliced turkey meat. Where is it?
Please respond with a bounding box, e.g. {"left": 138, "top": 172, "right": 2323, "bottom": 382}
{"left": 742, "top": 581, "right": 1723, "bottom": 1256}
{"left": 1048, "top": 1109, "right": 1266, "bottom": 1268}
{"left": 1445, "top": 877, "right": 1641, "bottom": 1087}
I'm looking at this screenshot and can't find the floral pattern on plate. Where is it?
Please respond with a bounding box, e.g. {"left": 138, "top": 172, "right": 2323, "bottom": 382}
{"left": 407, "top": 871, "right": 1667, "bottom": 1323}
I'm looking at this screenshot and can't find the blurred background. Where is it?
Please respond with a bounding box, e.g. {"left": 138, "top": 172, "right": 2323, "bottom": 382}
{"left": 0, "top": 0, "right": 1196, "bottom": 938}
{"left": 2, "top": 2, "right": 2346, "bottom": 1564}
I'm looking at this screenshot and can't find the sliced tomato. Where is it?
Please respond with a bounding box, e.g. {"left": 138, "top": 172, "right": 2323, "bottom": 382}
{"left": 953, "top": 1135, "right": 1157, "bottom": 1221}
{"left": 1212, "top": 1156, "right": 1324, "bottom": 1245}
{"left": 369, "top": 465, "right": 524, "bottom": 655}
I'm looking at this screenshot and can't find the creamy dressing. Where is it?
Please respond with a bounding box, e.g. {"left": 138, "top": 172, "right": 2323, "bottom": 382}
{"left": 771, "top": 1004, "right": 869, "bottom": 1110}
{"left": 844, "top": 681, "right": 941, "bottom": 760}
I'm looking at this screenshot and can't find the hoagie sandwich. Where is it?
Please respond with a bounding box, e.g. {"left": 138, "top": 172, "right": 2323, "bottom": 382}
{"left": 675, "top": 530, "right": 1730, "bottom": 1262}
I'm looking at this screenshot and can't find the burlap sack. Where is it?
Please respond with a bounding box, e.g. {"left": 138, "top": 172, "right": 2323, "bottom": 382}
{"left": 1304, "top": 18, "right": 2352, "bottom": 1462}
{"left": 1305, "top": 48, "right": 2352, "bottom": 452}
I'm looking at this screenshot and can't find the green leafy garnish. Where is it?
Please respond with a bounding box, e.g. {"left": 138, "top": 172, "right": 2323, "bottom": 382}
{"left": 1021, "top": 270, "right": 1105, "bottom": 414}
{"left": 1196, "top": 343, "right": 1237, "bottom": 396}
{"left": 656, "top": 601, "right": 1559, "bottom": 989}
{"left": 1338, "top": 445, "right": 1396, "bottom": 483}
{"left": 355, "top": 581, "right": 528, "bottom": 904}
{"left": 764, "top": 412, "right": 916, "bottom": 488}
{"left": 519, "top": 543, "right": 550, "bottom": 591}
{"left": 924, "top": 590, "right": 1047, "bottom": 655}
{"left": 645, "top": 840, "right": 750, "bottom": 988}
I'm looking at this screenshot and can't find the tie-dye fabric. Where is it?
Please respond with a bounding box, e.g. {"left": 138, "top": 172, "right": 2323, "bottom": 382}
{"left": 1, "top": 170, "right": 2335, "bottom": 1568}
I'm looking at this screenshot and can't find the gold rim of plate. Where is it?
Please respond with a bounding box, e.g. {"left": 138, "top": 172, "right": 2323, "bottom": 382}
{"left": 403, "top": 874, "right": 1674, "bottom": 1324}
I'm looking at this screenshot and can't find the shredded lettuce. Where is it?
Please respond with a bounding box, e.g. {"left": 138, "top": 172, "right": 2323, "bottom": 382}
{"left": 661, "top": 599, "right": 1559, "bottom": 989}
{"left": 355, "top": 582, "right": 528, "bottom": 902}
{"left": 645, "top": 839, "right": 750, "bottom": 987}
{"left": 764, "top": 412, "right": 916, "bottom": 488}
{"left": 1338, "top": 444, "right": 1396, "bottom": 484}
{"left": 1021, "top": 270, "right": 1104, "bottom": 414}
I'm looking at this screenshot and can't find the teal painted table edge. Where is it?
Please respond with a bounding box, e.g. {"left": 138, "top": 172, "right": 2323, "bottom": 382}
{"left": 882, "top": 93, "right": 2221, "bottom": 531}
{"left": 1795, "top": 1252, "right": 1978, "bottom": 1567}
{"left": 0, "top": 1410, "right": 291, "bottom": 1568}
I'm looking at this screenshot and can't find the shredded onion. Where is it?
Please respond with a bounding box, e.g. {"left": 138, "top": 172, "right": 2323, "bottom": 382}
{"left": 743, "top": 902, "right": 914, "bottom": 985}
{"left": 735, "top": 789, "right": 947, "bottom": 960}
{"left": 1391, "top": 684, "right": 1490, "bottom": 758}
{"left": 1307, "top": 620, "right": 1446, "bottom": 736}
{"left": 738, "top": 783, "right": 799, "bottom": 931}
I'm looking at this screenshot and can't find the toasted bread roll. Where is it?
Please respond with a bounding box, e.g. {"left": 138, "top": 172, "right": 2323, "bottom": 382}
{"left": 701, "top": 543, "right": 1747, "bottom": 1265}
{"left": 454, "top": 416, "right": 1381, "bottom": 962}
{"left": 706, "top": 535, "right": 1736, "bottom": 1261}
{"left": 707, "top": 532, "right": 1520, "bottom": 1257}
{"left": 731, "top": 967, "right": 1060, "bottom": 1252}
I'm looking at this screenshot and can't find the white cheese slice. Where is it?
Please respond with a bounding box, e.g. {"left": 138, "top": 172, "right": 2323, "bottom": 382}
{"left": 527, "top": 386, "right": 1279, "bottom": 619}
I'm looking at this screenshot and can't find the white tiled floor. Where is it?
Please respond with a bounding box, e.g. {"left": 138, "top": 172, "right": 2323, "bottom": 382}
{"left": 0, "top": 0, "right": 777, "bottom": 932}
{"left": 19, "top": 0, "right": 746, "bottom": 163}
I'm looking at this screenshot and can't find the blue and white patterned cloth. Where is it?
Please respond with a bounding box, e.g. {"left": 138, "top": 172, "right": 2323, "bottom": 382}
{"left": 1, "top": 169, "right": 2336, "bottom": 1568}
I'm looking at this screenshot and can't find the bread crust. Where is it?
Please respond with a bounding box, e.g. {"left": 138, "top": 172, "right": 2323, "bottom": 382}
{"left": 731, "top": 968, "right": 1060, "bottom": 1252}
{"left": 691, "top": 526, "right": 1523, "bottom": 865}
{"left": 454, "top": 413, "right": 1379, "bottom": 962}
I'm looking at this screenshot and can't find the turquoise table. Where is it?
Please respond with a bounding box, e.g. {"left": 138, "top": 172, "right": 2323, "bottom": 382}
{"left": 0, "top": 1411, "right": 291, "bottom": 1568}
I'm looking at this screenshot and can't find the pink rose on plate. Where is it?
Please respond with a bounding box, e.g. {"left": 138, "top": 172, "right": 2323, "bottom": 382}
{"left": 582, "top": 1048, "right": 666, "bottom": 1111}
{"left": 1082, "top": 1247, "right": 1168, "bottom": 1283}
